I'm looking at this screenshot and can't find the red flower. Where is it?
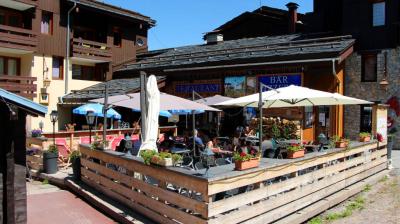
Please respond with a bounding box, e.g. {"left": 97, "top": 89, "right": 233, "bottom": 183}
{"left": 240, "top": 152, "right": 247, "bottom": 157}
{"left": 376, "top": 133, "right": 383, "bottom": 142}
{"left": 302, "top": 141, "right": 307, "bottom": 145}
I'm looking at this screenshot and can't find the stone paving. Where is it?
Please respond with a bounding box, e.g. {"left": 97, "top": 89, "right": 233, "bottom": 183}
{"left": 27, "top": 180, "right": 116, "bottom": 224}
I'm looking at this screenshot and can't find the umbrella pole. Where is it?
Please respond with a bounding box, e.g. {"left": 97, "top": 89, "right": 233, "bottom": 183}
{"left": 259, "top": 82, "right": 263, "bottom": 152}
{"left": 103, "top": 83, "right": 108, "bottom": 145}
{"left": 140, "top": 72, "right": 148, "bottom": 142}
{"left": 192, "top": 90, "right": 196, "bottom": 158}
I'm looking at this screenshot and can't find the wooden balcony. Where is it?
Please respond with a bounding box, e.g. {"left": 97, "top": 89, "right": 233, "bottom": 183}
{"left": 0, "top": 75, "right": 37, "bottom": 99}
{"left": 72, "top": 38, "right": 112, "bottom": 62}
{"left": 0, "top": 24, "right": 38, "bottom": 52}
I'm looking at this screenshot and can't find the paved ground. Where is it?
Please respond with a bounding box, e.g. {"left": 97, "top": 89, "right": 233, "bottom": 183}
{"left": 308, "top": 150, "right": 400, "bottom": 224}
{"left": 27, "top": 181, "right": 116, "bottom": 224}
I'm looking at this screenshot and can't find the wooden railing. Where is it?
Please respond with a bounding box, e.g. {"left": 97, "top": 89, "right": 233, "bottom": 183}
{"left": 72, "top": 38, "right": 112, "bottom": 61}
{"left": 79, "top": 142, "right": 388, "bottom": 224}
{"left": 0, "top": 24, "right": 38, "bottom": 52}
{"left": 0, "top": 75, "right": 37, "bottom": 99}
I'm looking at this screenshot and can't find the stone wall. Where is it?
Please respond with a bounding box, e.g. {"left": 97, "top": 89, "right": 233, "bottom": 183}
{"left": 344, "top": 47, "right": 400, "bottom": 147}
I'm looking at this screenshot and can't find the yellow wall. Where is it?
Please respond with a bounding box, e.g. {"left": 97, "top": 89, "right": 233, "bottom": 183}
{"left": 28, "top": 55, "right": 100, "bottom": 132}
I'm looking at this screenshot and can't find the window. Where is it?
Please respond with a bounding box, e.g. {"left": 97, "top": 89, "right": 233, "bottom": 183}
{"left": 136, "top": 38, "right": 144, "bottom": 47}
{"left": 360, "top": 105, "right": 372, "bottom": 133}
{"left": 372, "top": 1, "right": 385, "bottom": 27}
{"left": 52, "top": 57, "right": 63, "bottom": 80}
{"left": 72, "top": 64, "right": 95, "bottom": 81}
{"left": 113, "top": 27, "right": 122, "bottom": 47}
{"left": 0, "top": 56, "right": 19, "bottom": 75}
{"left": 304, "top": 106, "right": 314, "bottom": 128}
{"left": 361, "top": 54, "right": 377, "bottom": 82}
{"left": 41, "top": 11, "right": 53, "bottom": 34}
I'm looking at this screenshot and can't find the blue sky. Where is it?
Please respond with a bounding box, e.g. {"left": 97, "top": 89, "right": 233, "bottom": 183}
{"left": 104, "top": 0, "right": 313, "bottom": 50}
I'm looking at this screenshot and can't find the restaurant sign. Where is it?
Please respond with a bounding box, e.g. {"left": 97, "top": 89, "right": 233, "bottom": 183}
{"left": 175, "top": 83, "right": 221, "bottom": 93}
{"left": 258, "top": 73, "right": 302, "bottom": 90}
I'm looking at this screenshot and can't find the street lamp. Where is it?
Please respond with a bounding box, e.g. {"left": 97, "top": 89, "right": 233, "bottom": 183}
{"left": 50, "top": 110, "right": 58, "bottom": 146}
{"left": 86, "top": 111, "right": 95, "bottom": 143}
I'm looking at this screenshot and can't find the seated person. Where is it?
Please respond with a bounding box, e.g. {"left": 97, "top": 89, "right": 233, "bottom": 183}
{"left": 238, "top": 139, "right": 258, "bottom": 154}
{"left": 244, "top": 126, "right": 255, "bottom": 137}
{"left": 207, "top": 136, "right": 232, "bottom": 155}
{"left": 192, "top": 129, "right": 205, "bottom": 147}
{"left": 116, "top": 133, "right": 132, "bottom": 153}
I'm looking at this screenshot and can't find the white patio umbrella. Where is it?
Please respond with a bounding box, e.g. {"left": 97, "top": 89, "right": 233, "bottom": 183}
{"left": 217, "top": 85, "right": 372, "bottom": 151}
{"left": 139, "top": 75, "right": 160, "bottom": 153}
{"left": 217, "top": 85, "right": 372, "bottom": 108}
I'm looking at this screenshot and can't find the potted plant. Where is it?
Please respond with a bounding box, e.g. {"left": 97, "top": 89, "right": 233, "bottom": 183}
{"left": 287, "top": 143, "right": 305, "bottom": 159}
{"left": 43, "top": 144, "right": 58, "bottom": 174}
{"left": 69, "top": 150, "right": 81, "bottom": 180}
{"left": 152, "top": 152, "right": 173, "bottom": 166}
{"left": 31, "top": 129, "right": 42, "bottom": 137}
{"left": 331, "top": 135, "right": 349, "bottom": 148}
{"left": 359, "top": 132, "right": 371, "bottom": 142}
{"left": 140, "top": 150, "right": 157, "bottom": 165}
{"left": 233, "top": 150, "right": 260, "bottom": 171}
{"left": 140, "top": 150, "right": 183, "bottom": 167}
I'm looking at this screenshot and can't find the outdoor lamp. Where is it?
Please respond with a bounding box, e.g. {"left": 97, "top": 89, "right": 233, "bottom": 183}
{"left": 50, "top": 110, "right": 58, "bottom": 145}
{"left": 379, "top": 78, "right": 389, "bottom": 91}
{"left": 86, "top": 111, "right": 95, "bottom": 143}
{"left": 39, "top": 120, "right": 44, "bottom": 132}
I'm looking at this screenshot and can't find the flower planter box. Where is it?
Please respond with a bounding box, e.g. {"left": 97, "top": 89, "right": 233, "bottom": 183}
{"left": 287, "top": 149, "right": 305, "bottom": 159}
{"left": 235, "top": 158, "right": 260, "bottom": 171}
{"left": 335, "top": 141, "right": 348, "bottom": 148}
{"left": 151, "top": 157, "right": 173, "bottom": 167}
{"left": 359, "top": 136, "right": 371, "bottom": 142}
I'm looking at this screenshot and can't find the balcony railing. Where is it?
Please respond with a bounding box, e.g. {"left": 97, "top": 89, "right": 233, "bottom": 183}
{"left": 0, "top": 24, "right": 38, "bottom": 52}
{"left": 72, "top": 38, "right": 112, "bottom": 62}
{"left": 0, "top": 75, "right": 37, "bottom": 99}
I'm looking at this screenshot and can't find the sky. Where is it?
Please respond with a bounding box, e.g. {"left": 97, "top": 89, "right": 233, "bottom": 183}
{"left": 104, "top": 0, "right": 313, "bottom": 50}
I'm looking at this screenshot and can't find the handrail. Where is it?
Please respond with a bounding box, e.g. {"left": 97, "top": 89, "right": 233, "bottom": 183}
{"left": 0, "top": 24, "right": 37, "bottom": 36}
{"left": 72, "top": 38, "right": 111, "bottom": 49}
{"left": 0, "top": 75, "right": 36, "bottom": 81}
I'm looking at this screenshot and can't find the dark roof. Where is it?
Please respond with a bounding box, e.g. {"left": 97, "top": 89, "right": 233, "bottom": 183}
{"left": 203, "top": 6, "right": 306, "bottom": 39}
{"left": 0, "top": 88, "right": 47, "bottom": 117}
{"left": 68, "top": 0, "right": 155, "bottom": 26}
{"left": 119, "top": 34, "right": 355, "bottom": 73}
{"left": 61, "top": 76, "right": 165, "bottom": 104}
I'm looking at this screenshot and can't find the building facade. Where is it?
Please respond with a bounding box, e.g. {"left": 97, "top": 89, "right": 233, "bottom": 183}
{"left": 309, "top": 0, "right": 400, "bottom": 145}
{"left": 0, "top": 0, "right": 154, "bottom": 132}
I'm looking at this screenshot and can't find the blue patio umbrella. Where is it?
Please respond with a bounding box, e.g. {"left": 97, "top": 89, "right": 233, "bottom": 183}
{"left": 73, "top": 103, "right": 122, "bottom": 119}
{"left": 132, "top": 109, "right": 172, "bottom": 118}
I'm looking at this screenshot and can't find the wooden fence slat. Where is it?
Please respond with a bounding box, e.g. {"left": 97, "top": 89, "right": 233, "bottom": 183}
{"left": 208, "top": 144, "right": 383, "bottom": 195}
{"left": 81, "top": 158, "right": 208, "bottom": 218}
{"left": 207, "top": 151, "right": 384, "bottom": 216}
{"left": 209, "top": 158, "right": 387, "bottom": 224}
{"left": 80, "top": 147, "right": 209, "bottom": 196}
{"left": 81, "top": 176, "right": 177, "bottom": 224}
{"left": 81, "top": 168, "right": 207, "bottom": 224}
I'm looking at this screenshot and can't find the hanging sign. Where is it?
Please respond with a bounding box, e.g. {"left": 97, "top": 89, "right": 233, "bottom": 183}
{"left": 258, "top": 73, "right": 302, "bottom": 90}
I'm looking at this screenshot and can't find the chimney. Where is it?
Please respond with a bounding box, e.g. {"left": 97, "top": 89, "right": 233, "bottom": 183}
{"left": 205, "top": 33, "right": 223, "bottom": 45}
{"left": 286, "top": 2, "right": 299, "bottom": 33}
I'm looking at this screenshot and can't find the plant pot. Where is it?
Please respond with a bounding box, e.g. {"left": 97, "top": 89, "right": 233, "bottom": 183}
{"left": 387, "top": 135, "right": 395, "bottom": 159}
{"left": 359, "top": 136, "right": 371, "bottom": 142}
{"left": 235, "top": 158, "right": 260, "bottom": 171}
{"left": 151, "top": 157, "right": 173, "bottom": 167}
{"left": 335, "top": 141, "right": 348, "bottom": 148}
{"left": 287, "top": 149, "right": 305, "bottom": 159}
{"left": 72, "top": 157, "right": 81, "bottom": 180}
{"left": 43, "top": 152, "right": 58, "bottom": 174}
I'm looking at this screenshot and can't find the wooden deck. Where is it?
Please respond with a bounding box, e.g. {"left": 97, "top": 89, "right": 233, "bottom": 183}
{"left": 79, "top": 141, "right": 388, "bottom": 224}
